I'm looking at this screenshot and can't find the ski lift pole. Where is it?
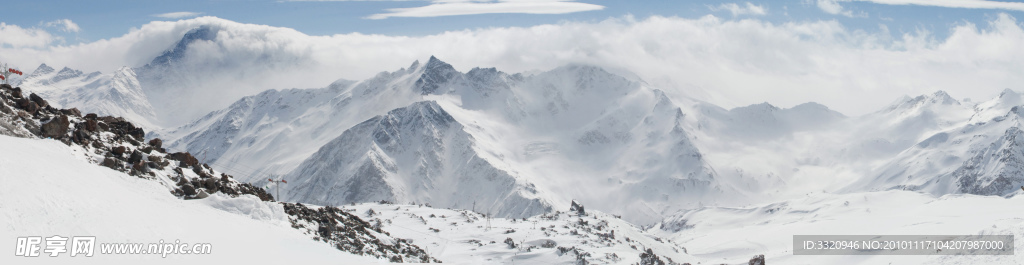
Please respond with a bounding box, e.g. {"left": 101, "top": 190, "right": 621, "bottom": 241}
{"left": 268, "top": 176, "right": 287, "bottom": 201}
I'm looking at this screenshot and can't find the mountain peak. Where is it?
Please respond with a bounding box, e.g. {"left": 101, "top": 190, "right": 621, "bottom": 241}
{"left": 885, "top": 90, "right": 960, "bottom": 112}
{"left": 33, "top": 63, "right": 55, "bottom": 75}
{"left": 56, "top": 66, "right": 83, "bottom": 77}
{"left": 424, "top": 55, "right": 452, "bottom": 70}
{"left": 1000, "top": 88, "right": 1018, "bottom": 98}
{"left": 408, "top": 60, "right": 421, "bottom": 71}
{"left": 414, "top": 56, "right": 460, "bottom": 95}
{"left": 147, "top": 26, "right": 218, "bottom": 67}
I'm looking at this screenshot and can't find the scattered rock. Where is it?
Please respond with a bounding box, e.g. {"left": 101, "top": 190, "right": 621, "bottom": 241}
{"left": 112, "top": 146, "right": 127, "bottom": 156}
{"left": 22, "top": 101, "right": 39, "bottom": 114}
{"left": 132, "top": 161, "right": 148, "bottom": 173}
{"left": 62, "top": 108, "right": 82, "bottom": 117}
{"left": 128, "top": 150, "right": 143, "bottom": 164}
{"left": 203, "top": 178, "right": 219, "bottom": 193}
{"left": 148, "top": 138, "right": 163, "bottom": 149}
{"left": 84, "top": 113, "right": 98, "bottom": 120}
{"left": 169, "top": 152, "right": 199, "bottom": 168}
{"left": 571, "top": 200, "right": 586, "bottom": 216}
{"left": 40, "top": 115, "right": 70, "bottom": 138}
{"left": 181, "top": 184, "right": 197, "bottom": 197}
{"left": 28, "top": 93, "right": 48, "bottom": 109}
{"left": 101, "top": 158, "right": 120, "bottom": 170}
{"left": 748, "top": 254, "right": 765, "bottom": 265}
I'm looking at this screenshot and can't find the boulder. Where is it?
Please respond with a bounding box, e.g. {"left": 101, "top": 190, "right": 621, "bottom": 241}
{"left": 15, "top": 98, "right": 29, "bottom": 109}
{"left": 128, "top": 127, "right": 145, "bottom": 141}
{"left": 84, "top": 113, "right": 98, "bottom": 120}
{"left": 169, "top": 152, "right": 199, "bottom": 168}
{"left": 748, "top": 254, "right": 765, "bottom": 265}
{"left": 128, "top": 150, "right": 144, "bottom": 164}
{"left": 27, "top": 102, "right": 38, "bottom": 114}
{"left": 203, "top": 178, "right": 219, "bottom": 193}
{"left": 40, "top": 115, "right": 70, "bottom": 138}
{"left": 148, "top": 155, "right": 162, "bottom": 163}
{"left": 28, "top": 93, "right": 47, "bottom": 108}
{"left": 61, "top": 108, "right": 82, "bottom": 117}
{"left": 132, "top": 161, "right": 148, "bottom": 173}
{"left": 101, "top": 158, "right": 120, "bottom": 170}
{"left": 148, "top": 138, "right": 163, "bottom": 149}
{"left": 181, "top": 184, "right": 197, "bottom": 197}
{"left": 111, "top": 146, "right": 127, "bottom": 156}
{"left": 570, "top": 200, "right": 586, "bottom": 216}
{"left": 11, "top": 89, "right": 22, "bottom": 99}
{"left": 83, "top": 119, "right": 99, "bottom": 132}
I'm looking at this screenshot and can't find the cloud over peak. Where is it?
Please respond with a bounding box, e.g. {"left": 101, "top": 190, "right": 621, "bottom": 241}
{"left": 2, "top": 14, "right": 1024, "bottom": 119}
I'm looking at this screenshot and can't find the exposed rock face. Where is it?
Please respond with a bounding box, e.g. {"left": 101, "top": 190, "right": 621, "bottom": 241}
{"left": 40, "top": 115, "right": 69, "bottom": 138}
{"left": 951, "top": 126, "right": 1024, "bottom": 195}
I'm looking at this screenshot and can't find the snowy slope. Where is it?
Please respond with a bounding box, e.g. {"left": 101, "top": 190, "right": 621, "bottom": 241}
{"left": 853, "top": 89, "right": 1024, "bottom": 196}
{"left": 0, "top": 135, "right": 380, "bottom": 264}
{"left": 16, "top": 64, "right": 158, "bottom": 129}
{"left": 654, "top": 190, "right": 1024, "bottom": 264}
{"left": 347, "top": 202, "right": 702, "bottom": 265}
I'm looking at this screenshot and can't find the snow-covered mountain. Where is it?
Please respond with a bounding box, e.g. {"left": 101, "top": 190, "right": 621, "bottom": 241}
{"left": 287, "top": 101, "right": 551, "bottom": 218}
{"left": 852, "top": 89, "right": 1024, "bottom": 196}
{"left": 15, "top": 64, "right": 158, "bottom": 129}
{"left": 163, "top": 57, "right": 724, "bottom": 223}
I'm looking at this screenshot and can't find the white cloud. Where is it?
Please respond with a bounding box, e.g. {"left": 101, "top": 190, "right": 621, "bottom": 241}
{"left": 710, "top": 2, "right": 768, "bottom": 17}
{"left": 44, "top": 19, "right": 81, "bottom": 33}
{"left": 153, "top": 12, "right": 203, "bottom": 19}
{"left": 1, "top": 14, "right": 1024, "bottom": 118}
{"left": 817, "top": 0, "right": 1024, "bottom": 17}
{"left": 0, "top": 23, "right": 56, "bottom": 48}
{"left": 816, "top": 0, "right": 862, "bottom": 17}
{"left": 858, "top": 0, "right": 1024, "bottom": 11}
{"left": 365, "top": 0, "right": 604, "bottom": 19}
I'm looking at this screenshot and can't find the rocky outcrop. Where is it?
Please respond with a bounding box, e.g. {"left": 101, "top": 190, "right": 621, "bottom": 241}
{"left": 284, "top": 202, "right": 440, "bottom": 263}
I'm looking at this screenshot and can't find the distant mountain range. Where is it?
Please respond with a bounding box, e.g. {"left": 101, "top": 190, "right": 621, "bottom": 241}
{"left": 13, "top": 22, "right": 1024, "bottom": 226}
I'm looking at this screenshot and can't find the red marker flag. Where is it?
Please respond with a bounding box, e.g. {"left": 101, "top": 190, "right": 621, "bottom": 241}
{"left": 0, "top": 76, "right": 5, "bottom": 80}
{"left": 282, "top": 180, "right": 287, "bottom": 184}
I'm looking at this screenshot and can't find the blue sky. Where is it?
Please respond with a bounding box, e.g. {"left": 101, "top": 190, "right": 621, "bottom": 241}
{"left": 5, "top": 0, "right": 1024, "bottom": 45}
